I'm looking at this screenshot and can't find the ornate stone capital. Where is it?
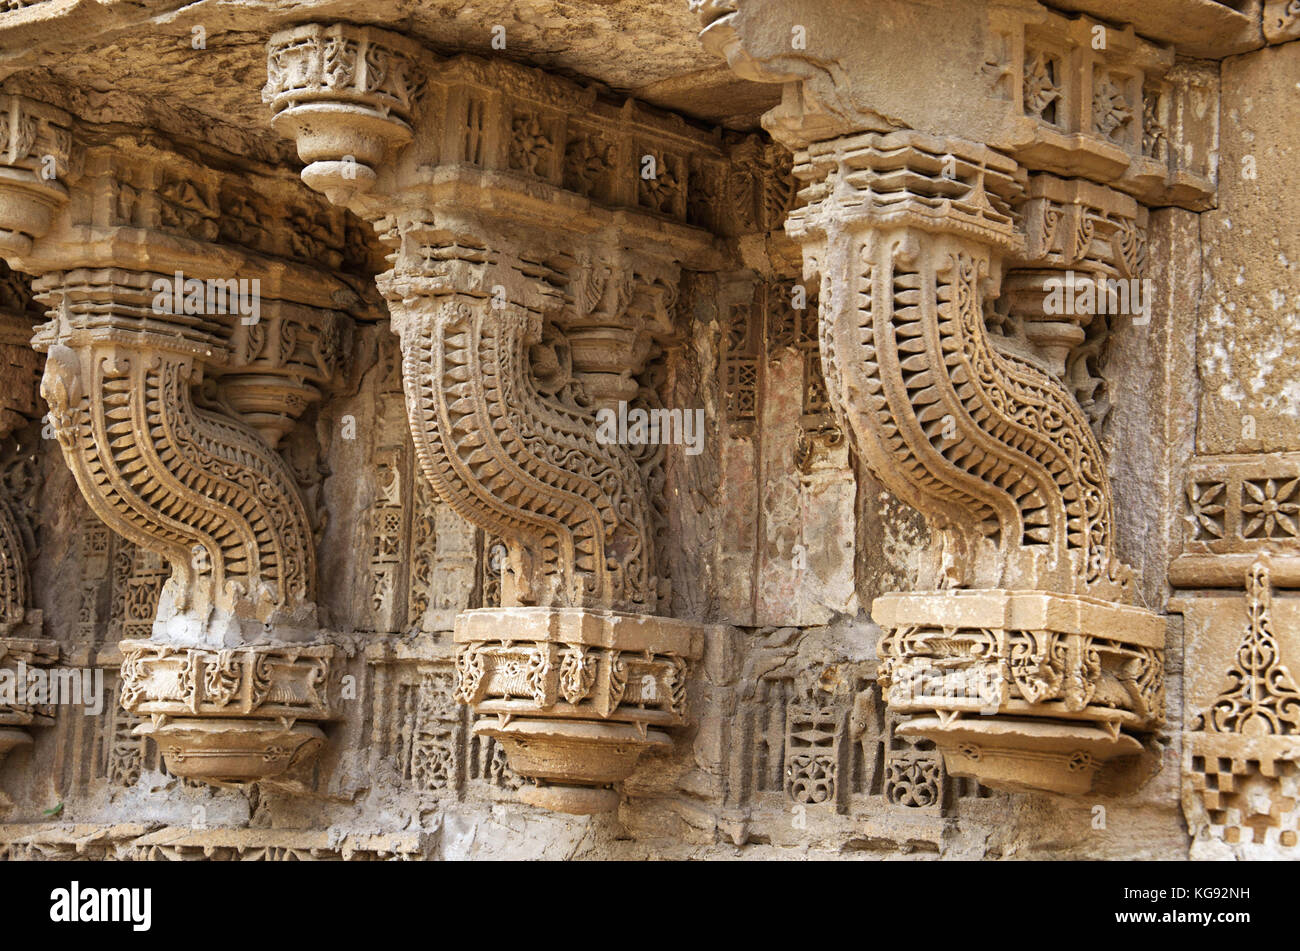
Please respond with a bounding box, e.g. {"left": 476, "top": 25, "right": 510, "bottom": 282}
{"left": 454, "top": 607, "right": 703, "bottom": 813}
{"left": 877, "top": 590, "right": 1164, "bottom": 794}
{"left": 264, "top": 23, "right": 427, "bottom": 202}
{"left": 119, "top": 640, "right": 332, "bottom": 783}
{"left": 0, "top": 95, "right": 78, "bottom": 256}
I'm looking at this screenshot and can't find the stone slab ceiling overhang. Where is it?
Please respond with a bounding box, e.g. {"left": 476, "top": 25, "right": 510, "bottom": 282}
{"left": 0, "top": 1, "right": 1268, "bottom": 167}
{"left": 0, "top": 0, "right": 785, "bottom": 168}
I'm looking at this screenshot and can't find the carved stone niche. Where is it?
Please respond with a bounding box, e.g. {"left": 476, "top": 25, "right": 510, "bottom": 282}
{"left": 263, "top": 23, "right": 743, "bottom": 810}
{"left": 0, "top": 96, "right": 359, "bottom": 785}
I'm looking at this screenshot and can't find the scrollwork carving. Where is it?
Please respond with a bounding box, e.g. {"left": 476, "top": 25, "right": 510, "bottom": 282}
{"left": 383, "top": 275, "right": 659, "bottom": 614}
{"left": 33, "top": 272, "right": 317, "bottom": 639}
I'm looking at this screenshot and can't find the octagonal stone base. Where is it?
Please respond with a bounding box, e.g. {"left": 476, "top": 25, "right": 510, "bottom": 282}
{"left": 136, "top": 718, "right": 326, "bottom": 784}
{"left": 454, "top": 607, "right": 706, "bottom": 813}
{"left": 876, "top": 589, "right": 1165, "bottom": 796}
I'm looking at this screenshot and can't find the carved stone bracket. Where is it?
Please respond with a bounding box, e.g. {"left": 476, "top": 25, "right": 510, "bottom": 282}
{"left": 454, "top": 607, "right": 703, "bottom": 813}
{"left": 0, "top": 97, "right": 361, "bottom": 786}
{"left": 34, "top": 274, "right": 319, "bottom": 643}
{"left": 119, "top": 640, "right": 332, "bottom": 783}
{"left": 795, "top": 133, "right": 1162, "bottom": 793}
{"left": 689, "top": 1, "right": 1181, "bottom": 793}
{"left": 263, "top": 23, "right": 744, "bottom": 809}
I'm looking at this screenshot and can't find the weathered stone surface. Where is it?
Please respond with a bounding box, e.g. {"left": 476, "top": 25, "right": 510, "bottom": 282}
{"left": 0, "top": 0, "right": 1289, "bottom": 861}
{"left": 1198, "top": 41, "right": 1300, "bottom": 455}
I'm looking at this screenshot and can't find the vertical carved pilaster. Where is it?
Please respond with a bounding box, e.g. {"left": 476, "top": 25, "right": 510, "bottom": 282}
{"left": 0, "top": 260, "right": 57, "bottom": 805}
{"left": 1177, "top": 563, "right": 1300, "bottom": 857}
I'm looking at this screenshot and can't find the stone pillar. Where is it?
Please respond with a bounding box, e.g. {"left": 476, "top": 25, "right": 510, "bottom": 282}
{"left": 686, "top": 0, "right": 1225, "bottom": 794}
{"left": 261, "top": 23, "right": 727, "bottom": 812}
{"left": 0, "top": 94, "right": 358, "bottom": 785}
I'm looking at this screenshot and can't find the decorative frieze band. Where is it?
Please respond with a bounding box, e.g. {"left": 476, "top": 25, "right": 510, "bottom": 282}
{"left": 1172, "top": 453, "right": 1300, "bottom": 588}
{"left": 118, "top": 641, "right": 332, "bottom": 720}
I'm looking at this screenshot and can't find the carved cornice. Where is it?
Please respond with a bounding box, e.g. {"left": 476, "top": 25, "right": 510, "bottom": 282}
{"left": 265, "top": 22, "right": 779, "bottom": 242}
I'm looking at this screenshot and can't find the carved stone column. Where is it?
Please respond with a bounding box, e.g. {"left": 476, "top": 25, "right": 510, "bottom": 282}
{"left": 0, "top": 94, "right": 358, "bottom": 785}
{"left": 263, "top": 23, "right": 724, "bottom": 812}
{"left": 688, "top": 0, "right": 1211, "bottom": 794}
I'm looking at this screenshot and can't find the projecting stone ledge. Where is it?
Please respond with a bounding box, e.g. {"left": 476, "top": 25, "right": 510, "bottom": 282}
{"left": 454, "top": 607, "right": 707, "bottom": 814}
{"left": 119, "top": 642, "right": 334, "bottom": 784}
{"left": 876, "top": 589, "right": 1166, "bottom": 796}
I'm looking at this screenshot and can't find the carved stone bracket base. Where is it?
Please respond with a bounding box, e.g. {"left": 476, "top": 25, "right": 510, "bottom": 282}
{"left": 0, "top": 635, "right": 57, "bottom": 810}
{"left": 876, "top": 589, "right": 1165, "bottom": 795}
{"left": 119, "top": 641, "right": 333, "bottom": 786}
{"left": 135, "top": 718, "right": 327, "bottom": 785}
{"left": 454, "top": 607, "right": 705, "bottom": 813}
{"left": 900, "top": 715, "right": 1143, "bottom": 796}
